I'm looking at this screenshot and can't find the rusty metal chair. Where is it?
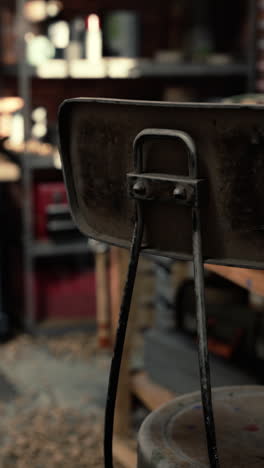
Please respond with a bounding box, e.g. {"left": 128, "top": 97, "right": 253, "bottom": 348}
{"left": 58, "top": 98, "right": 264, "bottom": 468}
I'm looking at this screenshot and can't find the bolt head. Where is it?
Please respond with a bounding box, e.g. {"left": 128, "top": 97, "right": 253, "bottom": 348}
{"left": 132, "top": 181, "right": 147, "bottom": 197}
{"left": 173, "top": 185, "right": 186, "bottom": 200}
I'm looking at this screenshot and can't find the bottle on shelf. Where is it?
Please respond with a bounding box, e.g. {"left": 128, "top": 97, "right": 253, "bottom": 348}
{"left": 66, "top": 17, "right": 85, "bottom": 61}
{"left": 85, "top": 14, "right": 103, "bottom": 63}
{"left": 103, "top": 10, "right": 140, "bottom": 58}
{"left": 48, "top": 20, "right": 70, "bottom": 59}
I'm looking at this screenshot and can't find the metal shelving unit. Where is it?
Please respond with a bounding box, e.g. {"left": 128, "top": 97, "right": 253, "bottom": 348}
{"left": 2, "top": 0, "right": 93, "bottom": 330}
{"left": 19, "top": 154, "right": 91, "bottom": 330}
{"left": 7, "top": 152, "right": 55, "bottom": 170}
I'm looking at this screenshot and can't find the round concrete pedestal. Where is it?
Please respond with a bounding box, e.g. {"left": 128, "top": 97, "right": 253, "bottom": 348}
{"left": 138, "top": 386, "right": 264, "bottom": 467}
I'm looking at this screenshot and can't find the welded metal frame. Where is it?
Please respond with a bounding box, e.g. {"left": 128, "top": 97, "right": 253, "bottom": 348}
{"left": 128, "top": 128, "right": 220, "bottom": 467}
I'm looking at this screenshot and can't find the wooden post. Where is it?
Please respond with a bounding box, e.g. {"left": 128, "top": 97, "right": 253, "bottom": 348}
{"left": 108, "top": 247, "right": 179, "bottom": 467}
{"left": 95, "top": 248, "right": 111, "bottom": 349}
{"left": 109, "top": 246, "right": 138, "bottom": 437}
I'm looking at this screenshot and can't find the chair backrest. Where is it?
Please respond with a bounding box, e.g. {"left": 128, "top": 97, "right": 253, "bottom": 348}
{"left": 58, "top": 98, "right": 264, "bottom": 269}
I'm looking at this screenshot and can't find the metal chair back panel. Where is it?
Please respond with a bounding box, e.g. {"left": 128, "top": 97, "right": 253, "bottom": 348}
{"left": 58, "top": 98, "right": 264, "bottom": 268}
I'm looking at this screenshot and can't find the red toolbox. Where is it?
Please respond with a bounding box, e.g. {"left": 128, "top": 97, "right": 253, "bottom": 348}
{"left": 36, "top": 268, "right": 96, "bottom": 321}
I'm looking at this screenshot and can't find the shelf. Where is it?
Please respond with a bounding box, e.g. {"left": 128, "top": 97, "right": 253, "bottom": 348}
{"left": 113, "top": 437, "right": 136, "bottom": 468}
{"left": 1, "top": 59, "right": 249, "bottom": 80}
{"left": 0, "top": 64, "right": 35, "bottom": 76}
{"left": 30, "top": 239, "right": 90, "bottom": 257}
{"left": 0, "top": 154, "right": 21, "bottom": 182}
{"left": 131, "top": 61, "right": 249, "bottom": 79}
{"left": 4, "top": 149, "right": 60, "bottom": 170}
{"left": 22, "top": 154, "right": 57, "bottom": 170}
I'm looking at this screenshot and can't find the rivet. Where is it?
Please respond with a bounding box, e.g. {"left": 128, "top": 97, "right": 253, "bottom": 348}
{"left": 173, "top": 185, "right": 186, "bottom": 200}
{"left": 132, "top": 181, "right": 147, "bottom": 196}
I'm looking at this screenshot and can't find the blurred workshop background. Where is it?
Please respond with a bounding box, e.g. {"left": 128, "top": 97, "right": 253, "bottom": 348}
{"left": 0, "top": 1, "right": 264, "bottom": 467}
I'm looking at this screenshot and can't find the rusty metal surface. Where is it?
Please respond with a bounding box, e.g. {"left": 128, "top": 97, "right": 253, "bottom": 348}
{"left": 58, "top": 98, "right": 264, "bottom": 268}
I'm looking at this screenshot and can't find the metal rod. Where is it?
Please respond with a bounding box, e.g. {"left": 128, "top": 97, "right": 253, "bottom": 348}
{"left": 247, "top": 0, "right": 257, "bottom": 93}
{"left": 133, "top": 127, "right": 220, "bottom": 466}
{"left": 16, "top": 0, "right": 31, "bottom": 141}
{"left": 192, "top": 199, "right": 220, "bottom": 468}
{"left": 185, "top": 127, "right": 220, "bottom": 467}
{"left": 16, "top": 0, "right": 35, "bottom": 331}
{"left": 104, "top": 204, "right": 144, "bottom": 468}
{"left": 109, "top": 126, "right": 220, "bottom": 467}
{"left": 23, "top": 163, "right": 35, "bottom": 332}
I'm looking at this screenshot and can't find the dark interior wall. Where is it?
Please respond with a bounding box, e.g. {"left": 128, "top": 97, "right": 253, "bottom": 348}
{"left": 209, "top": 0, "right": 249, "bottom": 54}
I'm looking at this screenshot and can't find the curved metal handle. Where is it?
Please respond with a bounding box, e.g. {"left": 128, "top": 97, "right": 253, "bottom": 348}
{"left": 133, "top": 128, "right": 197, "bottom": 177}
{"left": 132, "top": 128, "right": 220, "bottom": 468}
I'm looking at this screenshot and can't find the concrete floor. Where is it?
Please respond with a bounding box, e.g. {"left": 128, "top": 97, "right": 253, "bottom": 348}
{"left": 0, "top": 329, "right": 259, "bottom": 467}
{"left": 0, "top": 334, "right": 110, "bottom": 414}
{"left": 0, "top": 333, "right": 112, "bottom": 467}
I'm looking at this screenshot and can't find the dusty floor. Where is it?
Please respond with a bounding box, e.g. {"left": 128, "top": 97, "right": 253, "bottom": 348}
{"left": 0, "top": 333, "right": 124, "bottom": 467}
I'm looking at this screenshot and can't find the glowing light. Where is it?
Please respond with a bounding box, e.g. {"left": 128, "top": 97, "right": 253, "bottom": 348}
{"left": 24, "top": 32, "right": 35, "bottom": 42}
{"left": 24, "top": 1, "right": 46, "bottom": 22}
{"left": 0, "top": 97, "right": 24, "bottom": 113}
{"left": 32, "top": 123, "right": 47, "bottom": 138}
{"left": 24, "top": 0, "right": 63, "bottom": 22}
{"left": 49, "top": 21, "right": 70, "bottom": 49}
{"left": 46, "top": 1, "right": 63, "bottom": 18}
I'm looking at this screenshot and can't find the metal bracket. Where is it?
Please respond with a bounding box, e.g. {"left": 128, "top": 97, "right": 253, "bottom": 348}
{"left": 127, "top": 173, "right": 204, "bottom": 206}
{"left": 129, "top": 128, "right": 220, "bottom": 468}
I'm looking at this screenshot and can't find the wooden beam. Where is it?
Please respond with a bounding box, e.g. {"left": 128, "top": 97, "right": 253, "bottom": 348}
{"left": 113, "top": 436, "right": 137, "bottom": 468}
{"left": 95, "top": 250, "right": 111, "bottom": 349}
{"left": 109, "top": 247, "right": 138, "bottom": 437}
{"left": 0, "top": 155, "right": 20, "bottom": 182}
{"left": 131, "top": 371, "right": 176, "bottom": 411}
{"left": 205, "top": 264, "right": 264, "bottom": 297}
